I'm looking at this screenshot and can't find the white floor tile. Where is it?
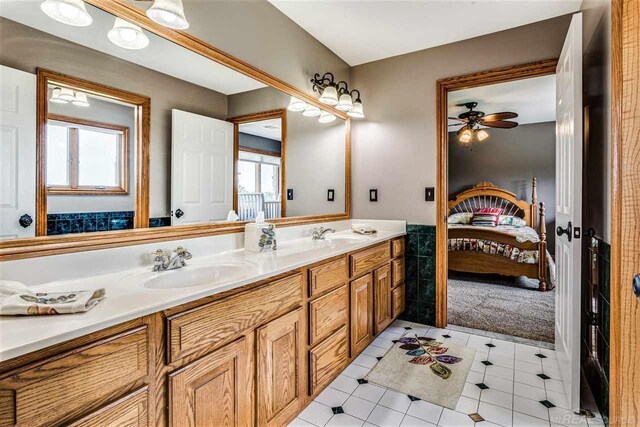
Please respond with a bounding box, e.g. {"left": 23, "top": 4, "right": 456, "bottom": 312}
{"left": 544, "top": 379, "right": 566, "bottom": 394}
{"left": 289, "top": 417, "right": 316, "bottom": 427}
{"left": 514, "top": 371, "right": 546, "bottom": 389}
{"left": 513, "top": 411, "right": 551, "bottom": 427}
{"left": 380, "top": 331, "right": 404, "bottom": 341}
{"left": 489, "top": 354, "right": 516, "bottom": 369}
{"left": 391, "top": 320, "right": 412, "bottom": 328}
{"left": 378, "top": 389, "right": 412, "bottom": 413}
{"left": 515, "top": 359, "right": 542, "bottom": 374}
{"left": 540, "top": 347, "right": 558, "bottom": 359}
{"left": 545, "top": 390, "right": 570, "bottom": 410}
{"left": 330, "top": 374, "right": 360, "bottom": 394}
{"left": 343, "top": 395, "right": 376, "bottom": 421}
{"left": 491, "top": 339, "right": 516, "bottom": 351}
{"left": 438, "top": 408, "right": 475, "bottom": 427}
{"left": 353, "top": 383, "right": 387, "bottom": 404}
{"left": 480, "top": 388, "right": 514, "bottom": 410}
{"left": 371, "top": 337, "right": 395, "bottom": 350}
{"left": 542, "top": 358, "right": 560, "bottom": 371}
{"left": 483, "top": 374, "right": 514, "bottom": 394}
{"left": 461, "top": 382, "right": 481, "bottom": 400}
{"left": 406, "top": 400, "right": 444, "bottom": 424}
{"left": 515, "top": 351, "right": 544, "bottom": 364}
{"left": 400, "top": 414, "right": 437, "bottom": 426}
{"left": 513, "top": 381, "right": 547, "bottom": 401}
{"left": 299, "top": 402, "right": 334, "bottom": 427}
{"left": 485, "top": 365, "right": 514, "bottom": 380}
{"left": 549, "top": 407, "right": 589, "bottom": 426}
{"left": 515, "top": 343, "right": 540, "bottom": 354}
{"left": 316, "top": 387, "right": 351, "bottom": 407}
{"left": 366, "top": 405, "right": 405, "bottom": 427}
{"left": 343, "top": 364, "right": 372, "bottom": 379}
{"left": 354, "top": 354, "right": 379, "bottom": 369}
{"left": 464, "top": 370, "right": 484, "bottom": 385}
{"left": 326, "top": 413, "right": 365, "bottom": 427}
{"left": 363, "top": 345, "right": 389, "bottom": 358}
{"left": 542, "top": 366, "right": 562, "bottom": 380}
{"left": 479, "top": 401, "right": 514, "bottom": 427}
{"left": 470, "top": 360, "right": 487, "bottom": 374}
{"left": 454, "top": 395, "right": 479, "bottom": 414}
{"left": 513, "top": 395, "right": 550, "bottom": 421}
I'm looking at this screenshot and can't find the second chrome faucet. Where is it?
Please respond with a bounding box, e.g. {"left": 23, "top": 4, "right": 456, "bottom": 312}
{"left": 152, "top": 246, "right": 192, "bottom": 271}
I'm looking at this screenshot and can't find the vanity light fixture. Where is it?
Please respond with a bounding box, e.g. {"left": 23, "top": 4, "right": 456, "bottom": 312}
{"left": 287, "top": 96, "right": 307, "bottom": 112}
{"left": 302, "top": 104, "right": 321, "bottom": 117}
{"left": 311, "top": 72, "right": 339, "bottom": 106}
{"left": 108, "top": 18, "right": 150, "bottom": 50}
{"left": 58, "top": 87, "right": 76, "bottom": 102}
{"left": 311, "top": 72, "right": 365, "bottom": 118}
{"left": 49, "top": 87, "right": 68, "bottom": 104}
{"left": 346, "top": 90, "right": 365, "bottom": 119}
{"left": 72, "top": 92, "right": 90, "bottom": 107}
{"left": 146, "top": 0, "right": 189, "bottom": 30}
{"left": 319, "top": 85, "right": 339, "bottom": 105}
{"left": 41, "top": 0, "right": 93, "bottom": 27}
{"left": 318, "top": 111, "right": 336, "bottom": 123}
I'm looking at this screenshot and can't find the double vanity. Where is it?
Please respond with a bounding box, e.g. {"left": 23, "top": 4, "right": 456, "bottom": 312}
{"left": 0, "top": 222, "right": 406, "bottom": 426}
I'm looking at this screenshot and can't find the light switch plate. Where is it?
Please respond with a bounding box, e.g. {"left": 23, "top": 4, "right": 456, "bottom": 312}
{"left": 425, "top": 187, "right": 435, "bottom": 202}
{"left": 287, "top": 189, "right": 294, "bottom": 200}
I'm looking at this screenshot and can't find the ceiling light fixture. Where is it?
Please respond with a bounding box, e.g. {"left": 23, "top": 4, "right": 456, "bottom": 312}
{"left": 40, "top": 0, "right": 93, "bottom": 27}
{"left": 311, "top": 72, "right": 365, "bottom": 118}
{"left": 108, "top": 17, "right": 150, "bottom": 50}
{"left": 72, "top": 92, "right": 90, "bottom": 107}
{"left": 459, "top": 128, "right": 473, "bottom": 144}
{"left": 302, "top": 104, "right": 321, "bottom": 117}
{"left": 146, "top": 0, "right": 189, "bottom": 30}
{"left": 476, "top": 129, "right": 489, "bottom": 141}
{"left": 318, "top": 111, "right": 336, "bottom": 123}
{"left": 287, "top": 96, "right": 307, "bottom": 112}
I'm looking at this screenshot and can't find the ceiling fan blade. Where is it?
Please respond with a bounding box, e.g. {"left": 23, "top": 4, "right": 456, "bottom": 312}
{"left": 448, "top": 117, "right": 465, "bottom": 121}
{"left": 482, "top": 120, "right": 518, "bottom": 129}
{"left": 448, "top": 123, "right": 463, "bottom": 127}
{"left": 482, "top": 112, "right": 518, "bottom": 121}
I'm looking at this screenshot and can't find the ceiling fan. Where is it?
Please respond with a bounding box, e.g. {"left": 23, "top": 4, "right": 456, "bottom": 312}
{"left": 449, "top": 102, "right": 518, "bottom": 144}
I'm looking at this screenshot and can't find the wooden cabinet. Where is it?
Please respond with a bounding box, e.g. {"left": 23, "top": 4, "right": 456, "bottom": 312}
{"left": 309, "top": 285, "right": 349, "bottom": 346}
{"left": 308, "top": 257, "right": 348, "bottom": 297}
{"left": 350, "top": 274, "right": 373, "bottom": 356}
{"left": 309, "top": 326, "right": 349, "bottom": 395}
{"left": 391, "top": 238, "right": 405, "bottom": 258}
{"left": 350, "top": 244, "right": 391, "bottom": 278}
{"left": 68, "top": 387, "right": 149, "bottom": 427}
{"left": 168, "top": 337, "right": 252, "bottom": 427}
{"left": 256, "top": 309, "right": 304, "bottom": 427}
{"left": 373, "top": 264, "right": 393, "bottom": 334}
{"left": 392, "top": 283, "right": 406, "bottom": 319}
{"left": 392, "top": 257, "right": 405, "bottom": 288}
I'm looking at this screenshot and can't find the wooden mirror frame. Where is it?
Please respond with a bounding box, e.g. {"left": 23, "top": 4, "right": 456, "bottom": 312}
{"left": 0, "top": 0, "right": 351, "bottom": 261}
{"left": 36, "top": 68, "right": 151, "bottom": 236}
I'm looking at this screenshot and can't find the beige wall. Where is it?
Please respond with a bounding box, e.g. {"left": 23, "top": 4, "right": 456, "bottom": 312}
{"left": 350, "top": 15, "right": 572, "bottom": 224}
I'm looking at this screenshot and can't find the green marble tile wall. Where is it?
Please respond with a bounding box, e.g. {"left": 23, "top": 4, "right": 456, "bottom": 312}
{"left": 399, "top": 224, "right": 436, "bottom": 326}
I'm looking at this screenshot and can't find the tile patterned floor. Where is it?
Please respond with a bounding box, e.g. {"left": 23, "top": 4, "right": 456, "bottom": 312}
{"left": 290, "top": 320, "right": 604, "bottom": 427}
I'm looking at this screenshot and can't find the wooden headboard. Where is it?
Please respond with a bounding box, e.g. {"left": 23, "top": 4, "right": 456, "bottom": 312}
{"left": 447, "top": 178, "right": 539, "bottom": 228}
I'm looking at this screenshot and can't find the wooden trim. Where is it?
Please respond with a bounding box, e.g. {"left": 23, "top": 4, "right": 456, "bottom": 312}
{"left": 609, "top": 0, "right": 640, "bottom": 425}
{"left": 36, "top": 68, "right": 150, "bottom": 232}
{"left": 435, "top": 59, "right": 558, "bottom": 328}
{"left": 45, "top": 114, "right": 130, "bottom": 195}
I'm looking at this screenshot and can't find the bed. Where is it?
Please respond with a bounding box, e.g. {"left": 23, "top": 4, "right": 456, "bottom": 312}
{"left": 447, "top": 179, "right": 554, "bottom": 291}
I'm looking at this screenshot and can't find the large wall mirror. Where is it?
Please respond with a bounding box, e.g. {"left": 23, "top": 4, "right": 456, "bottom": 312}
{"left": 0, "top": 1, "right": 349, "bottom": 258}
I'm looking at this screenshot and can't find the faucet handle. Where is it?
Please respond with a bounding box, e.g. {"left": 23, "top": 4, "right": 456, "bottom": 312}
{"left": 152, "top": 249, "right": 169, "bottom": 258}
{"left": 175, "top": 246, "right": 192, "bottom": 260}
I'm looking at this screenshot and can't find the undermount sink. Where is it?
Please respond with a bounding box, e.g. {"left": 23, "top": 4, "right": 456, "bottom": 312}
{"left": 124, "top": 262, "right": 258, "bottom": 290}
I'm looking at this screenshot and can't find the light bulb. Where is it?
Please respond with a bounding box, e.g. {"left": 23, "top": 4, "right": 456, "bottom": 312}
{"left": 336, "top": 93, "right": 354, "bottom": 112}
{"left": 318, "top": 111, "right": 336, "bottom": 123}
{"left": 146, "top": 0, "right": 189, "bottom": 30}
{"left": 108, "top": 18, "right": 150, "bottom": 50}
{"left": 40, "top": 0, "right": 93, "bottom": 27}
{"left": 319, "top": 85, "right": 338, "bottom": 105}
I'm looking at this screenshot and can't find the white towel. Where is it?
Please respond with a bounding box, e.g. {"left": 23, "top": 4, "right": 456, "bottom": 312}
{"left": 0, "top": 280, "right": 105, "bottom": 316}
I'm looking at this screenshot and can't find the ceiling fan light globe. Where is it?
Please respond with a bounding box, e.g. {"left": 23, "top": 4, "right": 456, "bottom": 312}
{"left": 477, "top": 129, "right": 489, "bottom": 141}
{"left": 459, "top": 129, "right": 473, "bottom": 144}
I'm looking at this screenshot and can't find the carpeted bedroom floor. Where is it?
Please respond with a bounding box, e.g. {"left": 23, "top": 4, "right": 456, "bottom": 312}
{"left": 447, "top": 271, "right": 555, "bottom": 343}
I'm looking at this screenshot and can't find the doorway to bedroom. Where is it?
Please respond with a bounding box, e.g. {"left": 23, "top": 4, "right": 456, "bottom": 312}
{"left": 443, "top": 73, "right": 557, "bottom": 345}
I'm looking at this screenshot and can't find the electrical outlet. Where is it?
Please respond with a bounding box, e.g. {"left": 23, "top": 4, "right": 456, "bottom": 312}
{"left": 369, "top": 189, "right": 378, "bottom": 202}
{"left": 327, "top": 189, "right": 335, "bottom": 202}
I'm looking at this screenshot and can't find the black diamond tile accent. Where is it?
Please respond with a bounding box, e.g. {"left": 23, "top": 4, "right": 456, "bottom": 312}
{"left": 475, "top": 383, "right": 489, "bottom": 390}
{"left": 537, "top": 373, "right": 551, "bottom": 380}
{"left": 442, "top": 334, "right": 451, "bottom": 338}
{"left": 357, "top": 378, "right": 368, "bottom": 384}
{"left": 376, "top": 357, "right": 383, "bottom": 361}
{"left": 535, "top": 353, "right": 548, "bottom": 359}
{"left": 540, "top": 400, "right": 556, "bottom": 408}
{"left": 392, "top": 340, "right": 399, "bottom": 343}
{"left": 408, "top": 395, "right": 421, "bottom": 401}
{"left": 485, "top": 343, "right": 496, "bottom": 348}
{"left": 469, "top": 413, "right": 484, "bottom": 422}
{"left": 331, "top": 406, "right": 344, "bottom": 415}
{"left": 481, "top": 360, "right": 493, "bottom": 366}
{"left": 404, "top": 326, "right": 413, "bottom": 330}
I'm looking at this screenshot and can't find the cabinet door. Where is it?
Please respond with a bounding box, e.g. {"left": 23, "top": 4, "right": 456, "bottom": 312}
{"left": 309, "top": 285, "right": 348, "bottom": 346}
{"left": 374, "top": 264, "right": 393, "bottom": 334}
{"left": 68, "top": 387, "right": 148, "bottom": 427}
{"left": 309, "top": 326, "right": 349, "bottom": 395}
{"left": 350, "top": 274, "right": 373, "bottom": 356}
{"left": 257, "top": 309, "right": 304, "bottom": 427}
{"left": 169, "top": 337, "right": 252, "bottom": 427}
{"left": 392, "top": 283, "right": 406, "bottom": 319}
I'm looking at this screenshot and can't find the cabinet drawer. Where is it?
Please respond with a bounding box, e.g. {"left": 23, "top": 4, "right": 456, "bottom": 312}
{"left": 350, "top": 243, "right": 391, "bottom": 278}
{"left": 392, "top": 283, "right": 406, "bottom": 319}
{"left": 391, "top": 238, "right": 405, "bottom": 258}
{"left": 392, "top": 257, "right": 405, "bottom": 288}
{"left": 309, "top": 285, "right": 348, "bottom": 346}
{"left": 68, "top": 387, "right": 148, "bottom": 427}
{"left": 0, "top": 327, "right": 148, "bottom": 427}
{"left": 309, "top": 326, "right": 349, "bottom": 395}
{"left": 167, "top": 273, "right": 302, "bottom": 362}
{"left": 309, "top": 257, "right": 348, "bottom": 297}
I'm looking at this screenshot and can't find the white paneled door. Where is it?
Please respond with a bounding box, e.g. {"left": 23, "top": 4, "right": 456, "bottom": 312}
{"left": 0, "top": 66, "right": 36, "bottom": 240}
{"left": 554, "top": 13, "right": 582, "bottom": 412}
{"left": 171, "top": 109, "right": 234, "bottom": 225}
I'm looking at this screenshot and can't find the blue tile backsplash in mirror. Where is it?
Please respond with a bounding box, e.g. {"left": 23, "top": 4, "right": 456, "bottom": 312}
{"left": 47, "top": 212, "right": 171, "bottom": 235}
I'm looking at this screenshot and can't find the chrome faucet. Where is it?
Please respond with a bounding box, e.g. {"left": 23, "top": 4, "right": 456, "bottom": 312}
{"left": 312, "top": 226, "right": 336, "bottom": 240}
{"left": 152, "top": 246, "right": 192, "bottom": 271}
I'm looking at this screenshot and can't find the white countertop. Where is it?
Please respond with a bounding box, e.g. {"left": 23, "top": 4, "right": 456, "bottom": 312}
{"left": 0, "top": 229, "right": 404, "bottom": 362}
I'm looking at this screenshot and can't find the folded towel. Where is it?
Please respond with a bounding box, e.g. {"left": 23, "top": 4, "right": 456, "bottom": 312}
{"left": 352, "top": 224, "right": 377, "bottom": 235}
{"left": 0, "top": 280, "right": 105, "bottom": 316}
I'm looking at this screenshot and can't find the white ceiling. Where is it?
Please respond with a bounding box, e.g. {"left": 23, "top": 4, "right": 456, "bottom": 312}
{"left": 448, "top": 74, "right": 556, "bottom": 127}
{"left": 0, "top": 0, "right": 265, "bottom": 95}
{"left": 239, "top": 118, "right": 282, "bottom": 141}
{"left": 268, "top": 0, "right": 582, "bottom": 66}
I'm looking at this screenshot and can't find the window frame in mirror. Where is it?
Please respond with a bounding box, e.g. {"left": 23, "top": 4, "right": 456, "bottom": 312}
{"left": 0, "top": 2, "right": 351, "bottom": 261}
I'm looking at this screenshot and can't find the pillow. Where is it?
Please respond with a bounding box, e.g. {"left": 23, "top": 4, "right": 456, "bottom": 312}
{"left": 498, "top": 215, "right": 527, "bottom": 227}
{"left": 447, "top": 212, "right": 473, "bottom": 224}
{"left": 472, "top": 207, "right": 502, "bottom": 227}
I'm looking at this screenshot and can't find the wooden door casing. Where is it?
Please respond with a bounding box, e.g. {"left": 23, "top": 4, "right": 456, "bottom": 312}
{"left": 350, "top": 274, "right": 373, "bottom": 356}
{"left": 257, "top": 309, "right": 304, "bottom": 427}
{"left": 168, "top": 337, "right": 252, "bottom": 427}
{"left": 373, "top": 264, "right": 393, "bottom": 335}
